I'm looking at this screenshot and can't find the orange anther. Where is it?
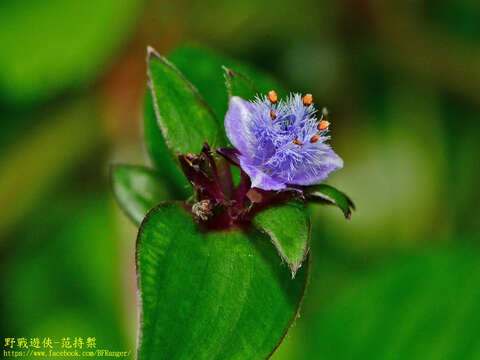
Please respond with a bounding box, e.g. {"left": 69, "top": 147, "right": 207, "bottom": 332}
{"left": 303, "top": 93, "right": 313, "bottom": 106}
{"left": 317, "top": 120, "right": 329, "bottom": 131}
{"left": 310, "top": 134, "right": 320, "bottom": 143}
{"left": 268, "top": 90, "right": 278, "bottom": 104}
{"left": 293, "top": 139, "right": 303, "bottom": 146}
{"left": 270, "top": 109, "right": 277, "bottom": 120}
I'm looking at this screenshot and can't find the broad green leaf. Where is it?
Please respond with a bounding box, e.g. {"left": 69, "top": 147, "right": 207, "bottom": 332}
{"left": 224, "top": 66, "right": 259, "bottom": 100}
{"left": 143, "top": 89, "right": 191, "bottom": 198}
{"left": 300, "top": 247, "right": 480, "bottom": 360}
{"left": 168, "top": 44, "right": 287, "bottom": 122}
{"left": 147, "top": 47, "right": 227, "bottom": 155}
{"left": 0, "top": 0, "right": 141, "bottom": 106}
{"left": 137, "top": 202, "right": 308, "bottom": 359}
{"left": 306, "top": 184, "right": 355, "bottom": 219}
{"left": 253, "top": 202, "right": 310, "bottom": 278}
{"left": 111, "top": 165, "right": 170, "bottom": 226}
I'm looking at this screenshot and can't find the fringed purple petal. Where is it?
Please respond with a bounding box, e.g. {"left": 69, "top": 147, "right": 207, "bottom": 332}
{"left": 239, "top": 156, "right": 286, "bottom": 191}
{"left": 288, "top": 147, "right": 343, "bottom": 186}
{"left": 224, "top": 93, "right": 344, "bottom": 190}
{"left": 224, "top": 96, "right": 255, "bottom": 157}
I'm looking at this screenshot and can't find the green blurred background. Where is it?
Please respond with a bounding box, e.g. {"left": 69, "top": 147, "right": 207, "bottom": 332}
{"left": 1, "top": 0, "right": 480, "bottom": 358}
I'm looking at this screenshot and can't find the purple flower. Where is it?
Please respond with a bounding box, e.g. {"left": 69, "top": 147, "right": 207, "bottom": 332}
{"left": 224, "top": 92, "right": 343, "bottom": 191}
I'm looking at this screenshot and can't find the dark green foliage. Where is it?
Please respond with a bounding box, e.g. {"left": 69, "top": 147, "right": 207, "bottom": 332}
{"left": 253, "top": 202, "right": 310, "bottom": 278}
{"left": 136, "top": 203, "right": 308, "bottom": 359}
{"left": 147, "top": 47, "right": 227, "bottom": 155}
{"left": 111, "top": 165, "right": 170, "bottom": 225}
{"left": 306, "top": 184, "right": 355, "bottom": 219}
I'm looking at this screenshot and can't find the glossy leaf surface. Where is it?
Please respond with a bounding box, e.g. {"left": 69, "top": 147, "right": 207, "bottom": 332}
{"left": 143, "top": 90, "right": 191, "bottom": 198}
{"left": 306, "top": 184, "right": 355, "bottom": 219}
{"left": 147, "top": 47, "right": 227, "bottom": 155}
{"left": 111, "top": 165, "right": 169, "bottom": 225}
{"left": 136, "top": 203, "right": 308, "bottom": 359}
{"left": 253, "top": 202, "right": 310, "bottom": 278}
{"left": 224, "top": 67, "right": 259, "bottom": 100}
{"left": 168, "top": 44, "right": 287, "bottom": 122}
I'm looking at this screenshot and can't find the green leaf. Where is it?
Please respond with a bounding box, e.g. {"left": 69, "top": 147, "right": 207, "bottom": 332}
{"left": 168, "top": 44, "right": 287, "bottom": 122}
{"left": 111, "top": 165, "right": 169, "bottom": 226}
{"left": 143, "top": 89, "right": 191, "bottom": 199}
{"left": 147, "top": 47, "right": 227, "bottom": 155}
{"left": 301, "top": 247, "right": 480, "bottom": 360}
{"left": 136, "top": 202, "right": 308, "bottom": 359}
{"left": 253, "top": 202, "right": 310, "bottom": 278}
{"left": 305, "top": 184, "right": 355, "bottom": 219}
{"left": 224, "top": 66, "right": 260, "bottom": 100}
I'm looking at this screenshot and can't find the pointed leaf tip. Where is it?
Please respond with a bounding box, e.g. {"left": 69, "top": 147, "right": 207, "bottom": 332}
{"left": 111, "top": 165, "right": 169, "bottom": 226}
{"left": 224, "top": 66, "right": 260, "bottom": 101}
{"left": 305, "top": 184, "right": 355, "bottom": 219}
{"left": 146, "top": 47, "right": 227, "bottom": 156}
{"left": 146, "top": 45, "right": 156, "bottom": 56}
{"left": 253, "top": 202, "right": 310, "bottom": 278}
